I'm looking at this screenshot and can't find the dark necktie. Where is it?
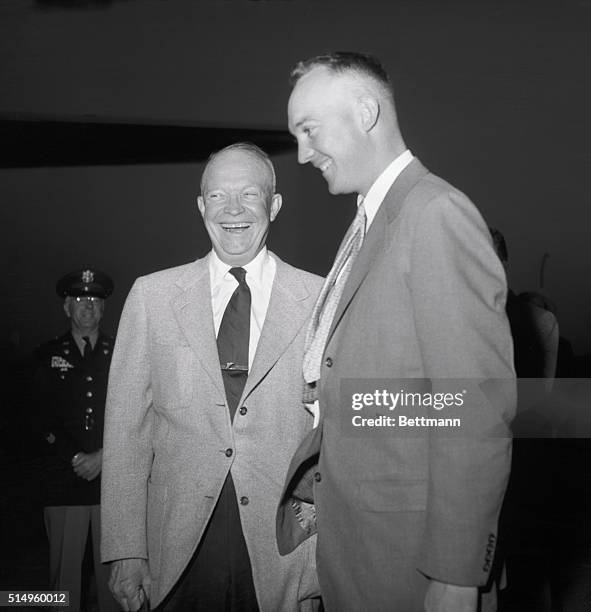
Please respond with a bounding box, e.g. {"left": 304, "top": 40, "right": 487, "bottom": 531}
{"left": 217, "top": 267, "right": 251, "bottom": 420}
{"left": 82, "top": 336, "right": 92, "bottom": 359}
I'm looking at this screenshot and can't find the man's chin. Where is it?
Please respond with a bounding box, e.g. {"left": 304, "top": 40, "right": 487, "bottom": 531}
{"left": 215, "top": 246, "right": 259, "bottom": 267}
{"left": 325, "top": 175, "right": 343, "bottom": 195}
{"left": 327, "top": 182, "right": 342, "bottom": 195}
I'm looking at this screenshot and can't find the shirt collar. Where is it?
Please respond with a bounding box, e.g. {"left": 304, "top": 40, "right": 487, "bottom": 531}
{"left": 358, "top": 150, "right": 414, "bottom": 228}
{"left": 208, "top": 246, "right": 269, "bottom": 288}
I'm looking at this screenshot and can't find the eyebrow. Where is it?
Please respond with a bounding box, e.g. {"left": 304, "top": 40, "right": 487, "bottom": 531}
{"left": 293, "top": 118, "right": 313, "bottom": 129}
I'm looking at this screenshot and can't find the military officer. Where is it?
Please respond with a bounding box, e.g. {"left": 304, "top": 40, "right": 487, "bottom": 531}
{"left": 33, "top": 269, "right": 118, "bottom": 612}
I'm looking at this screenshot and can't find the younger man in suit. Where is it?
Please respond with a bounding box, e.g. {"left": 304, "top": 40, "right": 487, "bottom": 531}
{"left": 278, "top": 52, "right": 516, "bottom": 612}
{"left": 101, "top": 143, "right": 321, "bottom": 611}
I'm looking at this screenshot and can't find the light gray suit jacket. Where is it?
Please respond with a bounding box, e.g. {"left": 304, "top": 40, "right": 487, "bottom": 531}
{"left": 277, "top": 160, "right": 516, "bottom": 611}
{"left": 101, "top": 253, "right": 322, "bottom": 610}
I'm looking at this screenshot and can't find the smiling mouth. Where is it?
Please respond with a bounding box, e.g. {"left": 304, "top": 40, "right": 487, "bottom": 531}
{"left": 316, "top": 159, "right": 332, "bottom": 174}
{"left": 220, "top": 223, "right": 252, "bottom": 233}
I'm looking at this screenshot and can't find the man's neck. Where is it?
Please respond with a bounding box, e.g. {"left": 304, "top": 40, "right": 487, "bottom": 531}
{"left": 71, "top": 328, "right": 99, "bottom": 347}
{"left": 360, "top": 139, "right": 407, "bottom": 197}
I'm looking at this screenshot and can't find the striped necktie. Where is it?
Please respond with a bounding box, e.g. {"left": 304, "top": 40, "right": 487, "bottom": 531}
{"left": 303, "top": 202, "right": 366, "bottom": 398}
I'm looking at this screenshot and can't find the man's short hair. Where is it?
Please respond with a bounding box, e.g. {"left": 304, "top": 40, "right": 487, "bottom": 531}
{"left": 201, "top": 142, "right": 276, "bottom": 196}
{"left": 290, "top": 51, "right": 393, "bottom": 102}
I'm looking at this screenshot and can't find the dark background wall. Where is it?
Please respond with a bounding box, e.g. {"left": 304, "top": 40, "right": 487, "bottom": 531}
{"left": 1, "top": 0, "right": 590, "bottom": 355}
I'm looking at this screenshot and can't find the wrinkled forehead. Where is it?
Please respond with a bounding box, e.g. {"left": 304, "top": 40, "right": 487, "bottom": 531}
{"left": 202, "top": 149, "right": 274, "bottom": 193}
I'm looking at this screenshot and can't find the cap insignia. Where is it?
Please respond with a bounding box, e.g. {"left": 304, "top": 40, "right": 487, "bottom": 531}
{"left": 82, "top": 270, "right": 94, "bottom": 283}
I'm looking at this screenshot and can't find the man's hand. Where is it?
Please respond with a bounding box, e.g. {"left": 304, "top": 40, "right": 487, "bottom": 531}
{"left": 71, "top": 449, "right": 103, "bottom": 481}
{"left": 424, "top": 579, "right": 477, "bottom": 612}
{"left": 109, "top": 558, "right": 151, "bottom": 611}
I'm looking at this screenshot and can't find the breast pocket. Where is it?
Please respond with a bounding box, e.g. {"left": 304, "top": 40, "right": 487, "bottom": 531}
{"left": 150, "top": 343, "right": 194, "bottom": 410}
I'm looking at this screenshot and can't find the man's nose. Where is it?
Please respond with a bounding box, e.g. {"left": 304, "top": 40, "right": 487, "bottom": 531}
{"left": 225, "top": 193, "right": 245, "bottom": 214}
{"left": 297, "top": 142, "right": 314, "bottom": 165}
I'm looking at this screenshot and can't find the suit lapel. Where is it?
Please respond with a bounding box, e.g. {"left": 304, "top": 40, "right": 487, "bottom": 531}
{"left": 326, "top": 159, "right": 429, "bottom": 345}
{"left": 172, "top": 259, "right": 225, "bottom": 396}
{"left": 241, "top": 256, "right": 311, "bottom": 401}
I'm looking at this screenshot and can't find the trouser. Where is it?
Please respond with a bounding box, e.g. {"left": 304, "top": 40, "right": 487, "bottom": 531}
{"left": 160, "top": 364, "right": 258, "bottom": 611}
{"left": 44, "top": 505, "right": 118, "bottom": 612}
{"left": 159, "top": 473, "right": 259, "bottom": 612}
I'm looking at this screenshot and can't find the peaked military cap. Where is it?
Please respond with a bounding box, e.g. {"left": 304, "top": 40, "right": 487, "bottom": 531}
{"left": 56, "top": 269, "right": 114, "bottom": 299}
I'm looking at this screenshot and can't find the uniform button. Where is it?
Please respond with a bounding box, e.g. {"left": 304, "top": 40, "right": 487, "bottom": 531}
{"left": 86, "top": 391, "right": 93, "bottom": 398}
{"left": 86, "top": 376, "right": 93, "bottom": 382}
{"left": 240, "top": 496, "right": 249, "bottom": 506}
{"left": 239, "top": 407, "right": 247, "bottom": 416}
{"left": 325, "top": 357, "right": 333, "bottom": 367}
{"left": 86, "top": 407, "right": 93, "bottom": 414}
{"left": 225, "top": 448, "right": 233, "bottom": 457}
{"left": 314, "top": 471, "right": 322, "bottom": 482}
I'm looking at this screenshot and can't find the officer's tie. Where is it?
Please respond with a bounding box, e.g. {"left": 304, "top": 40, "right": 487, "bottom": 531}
{"left": 217, "top": 267, "right": 251, "bottom": 419}
{"left": 82, "top": 336, "right": 92, "bottom": 360}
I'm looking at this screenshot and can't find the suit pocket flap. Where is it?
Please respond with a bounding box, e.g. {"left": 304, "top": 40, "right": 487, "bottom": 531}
{"left": 357, "top": 479, "right": 427, "bottom": 512}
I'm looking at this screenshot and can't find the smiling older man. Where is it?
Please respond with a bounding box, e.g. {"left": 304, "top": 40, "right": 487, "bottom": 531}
{"left": 101, "top": 143, "right": 322, "bottom": 612}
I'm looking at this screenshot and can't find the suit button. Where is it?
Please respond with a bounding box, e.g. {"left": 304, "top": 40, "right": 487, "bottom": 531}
{"left": 240, "top": 496, "right": 249, "bottom": 506}
{"left": 86, "top": 376, "right": 93, "bottom": 382}
{"left": 225, "top": 448, "right": 233, "bottom": 457}
{"left": 314, "top": 471, "right": 322, "bottom": 482}
{"left": 86, "top": 391, "right": 93, "bottom": 398}
{"left": 325, "top": 357, "right": 333, "bottom": 367}
{"left": 239, "top": 407, "right": 247, "bottom": 416}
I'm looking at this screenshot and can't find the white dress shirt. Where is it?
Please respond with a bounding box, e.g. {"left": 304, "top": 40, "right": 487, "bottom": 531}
{"left": 209, "top": 246, "right": 276, "bottom": 368}
{"left": 358, "top": 149, "right": 414, "bottom": 229}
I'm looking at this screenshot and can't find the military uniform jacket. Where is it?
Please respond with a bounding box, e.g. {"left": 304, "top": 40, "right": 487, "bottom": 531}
{"left": 33, "top": 331, "right": 114, "bottom": 506}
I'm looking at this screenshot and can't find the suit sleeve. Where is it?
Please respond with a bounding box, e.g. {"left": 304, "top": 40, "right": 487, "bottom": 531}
{"left": 101, "top": 278, "right": 154, "bottom": 562}
{"left": 409, "top": 190, "right": 516, "bottom": 586}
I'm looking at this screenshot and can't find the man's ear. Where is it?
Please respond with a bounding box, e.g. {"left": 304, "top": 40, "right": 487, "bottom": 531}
{"left": 197, "top": 195, "right": 205, "bottom": 218}
{"left": 63, "top": 298, "right": 71, "bottom": 318}
{"left": 358, "top": 94, "right": 380, "bottom": 132}
{"left": 269, "top": 193, "right": 283, "bottom": 222}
